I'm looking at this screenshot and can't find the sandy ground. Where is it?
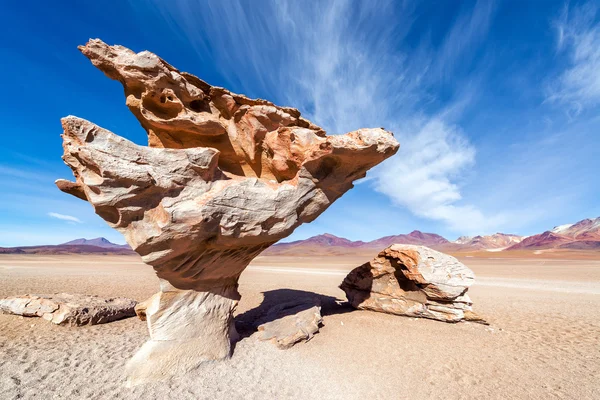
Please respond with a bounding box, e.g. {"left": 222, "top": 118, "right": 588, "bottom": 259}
{"left": 0, "top": 254, "right": 599, "bottom": 399}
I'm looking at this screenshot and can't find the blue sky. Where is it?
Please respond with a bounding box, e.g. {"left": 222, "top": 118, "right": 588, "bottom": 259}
{"left": 1, "top": 0, "right": 599, "bottom": 246}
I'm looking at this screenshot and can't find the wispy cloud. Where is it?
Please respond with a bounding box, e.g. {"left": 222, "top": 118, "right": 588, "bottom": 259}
{"left": 547, "top": 1, "right": 600, "bottom": 116}
{"left": 150, "top": 1, "right": 419, "bottom": 132}
{"left": 48, "top": 212, "right": 82, "bottom": 223}
{"left": 147, "top": 1, "right": 501, "bottom": 233}
{"left": 0, "top": 165, "right": 54, "bottom": 183}
{"left": 372, "top": 117, "right": 506, "bottom": 233}
{"left": 433, "top": 1, "right": 495, "bottom": 81}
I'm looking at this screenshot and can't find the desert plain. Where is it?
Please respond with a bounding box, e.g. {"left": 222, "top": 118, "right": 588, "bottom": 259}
{"left": 0, "top": 251, "right": 599, "bottom": 400}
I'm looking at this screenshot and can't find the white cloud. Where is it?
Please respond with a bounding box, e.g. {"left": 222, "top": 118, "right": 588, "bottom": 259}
{"left": 48, "top": 212, "right": 82, "bottom": 223}
{"left": 372, "top": 118, "right": 505, "bottom": 233}
{"left": 547, "top": 2, "right": 600, "bottom": 116}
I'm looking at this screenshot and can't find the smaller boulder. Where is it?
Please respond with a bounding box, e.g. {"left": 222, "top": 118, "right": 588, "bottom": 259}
{"left": 0, "top": 293, "right": 137, "bottom": 326}
{"left": 257, "top": 298, "right": 323, "bottom": 349}
{"left": 340, "top": 245, "right": 486, "bottom": 323}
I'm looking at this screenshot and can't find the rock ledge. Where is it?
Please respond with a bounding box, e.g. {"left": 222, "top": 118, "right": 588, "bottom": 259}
{"left": 0, "top": 293, "right": 137, "bottom": 326}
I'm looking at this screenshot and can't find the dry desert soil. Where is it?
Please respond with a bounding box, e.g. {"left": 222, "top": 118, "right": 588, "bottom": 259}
{"left": 0, "top": 252, "right": 599, "bottom": 399}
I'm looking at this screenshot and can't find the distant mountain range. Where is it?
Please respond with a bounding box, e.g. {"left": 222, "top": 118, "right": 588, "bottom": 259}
{"left": 0, "top": 237, "right": 134, "bottom": 255}
{"left": 269, "top": 231, "right": 452, "bottom": 254}
{"left": 265, "top": 217, "right": 600, "bottom": 255}
{"left": 455, "top": 233, "right": 524, "bottom": 250}
{"left": 263, "top": 230, "right": 512, "bottom": 255}
{"left": 61, "top": 237, "right": 130, "bottom": 249}
{"left": 1, "top": 217, "right": 598, "bottom": 256}
{"left": 508, "top": 217, "right": 600, "bottom": 251}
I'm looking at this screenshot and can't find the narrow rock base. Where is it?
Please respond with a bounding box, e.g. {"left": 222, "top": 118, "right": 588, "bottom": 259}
{"left": 126, "top": 282, "right": 240, "bottom": 386}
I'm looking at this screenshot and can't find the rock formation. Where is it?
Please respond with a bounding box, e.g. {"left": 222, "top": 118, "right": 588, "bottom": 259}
{"left": 56, "top": 39, "right": 399, "bottom": 385}
{"left": 340, "top": 245, "right": 485, "bottom": 323}
{"left": 0, "top": 294, "right": 136, "bottom": 325}
{"left": 257, "top": 299, "right": 323, "bottom": 349}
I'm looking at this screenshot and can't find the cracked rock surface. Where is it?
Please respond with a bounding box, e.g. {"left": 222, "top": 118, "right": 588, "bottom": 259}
{"left": 0, "top": 293, "right": 136, "bottom": 326}
{"left": 340, "top": 245, "right": 486, "bottom": 323}
{"left": 257, "top": 298, "right": 323, "bottom": 349}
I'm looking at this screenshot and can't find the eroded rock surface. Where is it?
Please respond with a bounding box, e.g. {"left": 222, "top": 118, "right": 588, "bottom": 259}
{"left": 257, "top": 298, "right": 323, "bottom": 349}
{"left": 340, "top": 245, "right": 485, "bottom": 323}
{"left": 56, "top": 39, "right": 399, "bottom": 385}
{"left": 0, "top": 293, "right": 136, "bottom": 326}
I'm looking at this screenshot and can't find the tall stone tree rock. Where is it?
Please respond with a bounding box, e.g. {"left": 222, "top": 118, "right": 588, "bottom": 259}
{"left": 56, "top": 39, "right": 399, "bottom": 385}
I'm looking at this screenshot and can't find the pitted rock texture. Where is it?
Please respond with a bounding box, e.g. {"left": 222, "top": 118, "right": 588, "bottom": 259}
{"left": 340, "top": 245, "right": 485, "bottom": 323}
{"left": 57, "top": 40, "right": 399, "bottom": 292}
{"left": 57, "top": 116, "right": 396, "bottom": 292}
{"left": 76, "top": 38, "right": 379, "bottom": 182}
{"left": 55, "top": 39, "right": 398, "bottom": 385}
{"left": 0, "top": 293, "right": 137, "bottom": 326}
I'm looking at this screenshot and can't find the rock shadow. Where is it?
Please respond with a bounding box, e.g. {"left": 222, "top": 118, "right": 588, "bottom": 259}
{"left": 234, "top": 288, "right": 354, "bottom": 341}
{"left": 338, "top": 262, "right": 375, "bottom": 309}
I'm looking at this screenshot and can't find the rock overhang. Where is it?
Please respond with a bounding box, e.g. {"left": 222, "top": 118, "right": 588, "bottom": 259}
{"left": 55, "top": 39, "right": 399, "bottom": 385}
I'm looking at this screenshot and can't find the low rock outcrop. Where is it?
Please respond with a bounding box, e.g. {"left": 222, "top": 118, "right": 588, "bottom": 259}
{"left": 257, "top": 299, "right": 323, "bottom": 349}
{"left": 56, "top": 39, "right": 399, "bottom": 385}
{"left": 0, "top": 293, "right": 137, "bottom": 325}
{"left": 340, "top": 245, "right": 485, "bottom": 323}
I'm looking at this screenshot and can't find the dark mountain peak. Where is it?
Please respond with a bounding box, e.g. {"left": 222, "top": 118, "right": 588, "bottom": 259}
{"left": 270, "top": 233, "right": 366, "bottom": 252}
{"left": 572, "top": 219, "right": 592, "bottom": 227}
{"left": 539, "top": 231, "right": 564, "bottom": 239}
{"left": 61, "top": 237, "right": 127, "bottom": 249}
{"left": 310, "top": 233, "right": 365, "bottom": 247}
{"left": 367, "top": 231, "right": 449, "bottom": 247}
{"left": 407, "top": 230, "right": 425, "bottom": 238}
{"left": 319, "top": 233, "right": 343, "bottom": 239}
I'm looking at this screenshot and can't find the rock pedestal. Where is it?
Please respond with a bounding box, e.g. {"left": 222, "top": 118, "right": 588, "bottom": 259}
{"left": 127, "top": 281, "right": 239, "bottom": 386}
{"left": 56, "top": 39, "right": 399, "bottom": 384}
{"left": 340, "top": 245, "right": 485, "bottom": 323}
